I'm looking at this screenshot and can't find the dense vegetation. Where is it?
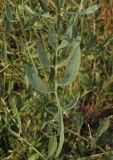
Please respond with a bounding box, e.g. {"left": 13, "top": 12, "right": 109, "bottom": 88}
{"left": 0, "top": 0, "right": 113, "bottom": 159}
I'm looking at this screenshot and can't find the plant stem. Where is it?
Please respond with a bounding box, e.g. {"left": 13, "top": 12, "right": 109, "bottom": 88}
{"left": 9, "top": 129, "right": 44, "bottom": 158}
{"left": 54, "top": 3, "right": 64, "bottom": 156}
{"left": 54, "top": 49, "right": 64, "bottom": 157}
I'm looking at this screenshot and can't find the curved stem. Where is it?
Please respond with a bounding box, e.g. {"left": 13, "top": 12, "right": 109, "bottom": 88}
{"left": 54, "top": 47, "right": 65, "bottom": 157}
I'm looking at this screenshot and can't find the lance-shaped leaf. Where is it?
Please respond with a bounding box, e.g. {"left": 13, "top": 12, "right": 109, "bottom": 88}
{"left": 55, "top": 108, "right": 64, "bottom": 157}
{"left": 48, "top": 28, "right": 55, "bottom": 50}
{"left": 38, "top": 0, "right": 50, "bottom": 12}
{"left": 48, "top": 135, "right": 57, "bottom": 158}
{"left": 96, "top": 117, "right": 110, "bottom": 140}
{"left": 28, "top": 153, "right": 39, "bottom": 160}
{"left": 8, "top": 96, "right": 22, "bottom": 134}
{"left": 25, "top": 65, "right": 54, "bottom": 93}
{"left": 57, "top": 17, "right": 75, "bottom": 52}
{"left": 63, "top": 92, "right": 80, "bottom": 111}
{"left": 58, "top": 39, "right": 81, "bottom": 86}
{"left": 57, "top": 36, "right": 81, "bottom": 68}
{"left": 80, "top": 4, "right": 100, "bottom": 15}
{"left": 37, "top": 41, "right": 54, "bottom": 67}
{"left": 76, "top": 112, "right": 84, "bottom": 134}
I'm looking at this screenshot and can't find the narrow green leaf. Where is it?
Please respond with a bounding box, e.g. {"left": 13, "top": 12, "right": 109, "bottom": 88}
{"left": 57, "top": 37, "right": 81, "bottom": 68}
{"left": 76, "top": 112, "right": 84, "bottom": 134}
{"left": 96, "top": 117, "right": 110, "bottom": 140}
{"left": 6, "top": 4, "right": 13, "bottom": 22}
{"left": 48, "top": 28, "right": 55, "bottom": 49}
{"left": 57, "top": 39, "right": 69, "bottom": 51}
{"left": 24, "top": 5, "right": 35, "bottom": 15}
{"left": 8, "top": 96, "right": 22, "bottom": 134}
{"left": 6, "top": 4, "right": 14, "bottom": 31}
{"left": 28, "top": 153, "right": 39, "bottom": 160}
{"left": 55, "top": 109, "right": 64, "bottom": 157}
{"left": 66, "top": 16, "right": 75, "bottom": 39}
{"left": 63, "top": 92, "right": 80, "bottom": 111}
{"left": 56, "top": 17, "right": 74, "bottom": 52}
{"left": 48, "top": 135, "right": 57, "bottom": 158}
{"left": 37, "top": 41, "right": 54, "bottom": 67}
{"left": 25, "top": 65, "right": 54, "bottom": 93}
{"left": 58, "top": 38, "right": 81, "bottom": 86}
{"left": 38, "top": 0, "right": 50, "bottom": 12}
{"left": 80, "top": 4, "right": 100, "bottom": 15}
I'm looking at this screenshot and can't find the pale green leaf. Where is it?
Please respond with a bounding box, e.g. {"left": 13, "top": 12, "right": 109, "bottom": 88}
{"left": 96, "top": 117, "right": 110, "bottom": 140}
{"left": 6, "top": 4, "right": 13, "bottom": 22}
{"left": 76, "top": 112, "right": 84, "bottom": 134}
{"left": 48, "top": 135, "right": 57, "bottom": 158}
{"left": 55, "top": 109, "right": 64, "bottom": 157}
{"left": 6, "top": 4, "right": 14, "bottom": 31}
{"left": 37, "top": 41, "right": 54, "bottom": 67}
{"left": 57, "top": 39, "right": 69, "bottom": 51}
{"left": 56, "top": 17, "right": 74, "bottom": 52}
{"left": 80, "top": 4, "right": 100, "bottom": 15}
{"left": 8, "top": 96, "right": 22, "bottom": 134}
{"left": 24, "top": 5, "right": 35, "bottom": 15}
{"left": 28, "top": 153, "right": 39, "bottom": 160}
{"left": 48, "top": 28, "right": 55, "bottom": 49}
{"left": 38, "top": 0, "right": 50, "bottom": 12}
{"left": 63, "top": 92, "right": 80, "bottom": 111}
{"left": 57, "top": 36, "right": 81, "bottom": 68}
{"left": 25, "top": 65, "right": 54, "bottom": 93}
{"left": 58, "top": 39, "right": 81, "bottom": 86}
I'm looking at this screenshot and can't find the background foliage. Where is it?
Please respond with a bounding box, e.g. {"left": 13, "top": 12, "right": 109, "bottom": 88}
{"left": 0, "top": 0, "right": 113, "bottom": 159}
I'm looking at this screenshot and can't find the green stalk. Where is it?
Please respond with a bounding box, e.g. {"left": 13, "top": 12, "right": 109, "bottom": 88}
{"left": 54, "top": 50, "right": 64, "bottom": 157}
{"left": 54, "top": 3, "right": 64, "bottom": 157}
{"left": 9, "top": 129, "right": 44, "bottom": 158}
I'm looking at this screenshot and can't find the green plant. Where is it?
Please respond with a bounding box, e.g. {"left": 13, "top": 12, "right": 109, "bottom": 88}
{"left": 1, "top": 0, "right": 113, "bottom": 160}
{"left": 24, "top": 0, "right": 100, "bottom": 158}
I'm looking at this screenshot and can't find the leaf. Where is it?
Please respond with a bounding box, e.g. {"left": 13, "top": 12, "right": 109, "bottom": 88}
{"left": 55, "top": 109, "right": 64, "bottom": 157}
{"left": 76, "top": 112, "right": 84, "bottom": 134}
{"left": 57, "top": 36, "right": 81, "bottom": 68}
{"left": 24, "top": 5, "right": 35, "bottom": 15}
{"left": 65, "top": 17, "right": 74, "bottom": 39}
{"left": 58, "top": 38, "right": 81, "bottom": 86}
{"left": 28, "top": 153, "right": 39, "bottom": 160}
{"left": 48, "top": 28, "right": 55, "bottom": 49}
{"left": 6, "top": 4, "right": 14, "bottom": 31}
{"left": 38, "top": 0, "right": 50, "bottom": 12}
{"left": 37, "top": 41, "right": 54, "bottom": 67}
{"left": 96, "top": 117, "right": 110, "bottom": 140}
{"left": 80, "top": 4, "right": 100, "bottom": 15}
{"left": 63, "top": 92, "right": 80, "bottom": 111}
{"left": 48, "top": 135, "right": 57, "bottom": 158}
{"left": 6, "top": 4, "right": 13, "bottom": 22}
{"left": 57, "top": 39, "right": 69, "bottom": 51}
{"left": 25, "top": 65, "right": 54, "bottom": 93}
{"left": 56, "top": 17, "right": 74, "bottom": 52}
{"left": 8, "top": 96, "right": 22, "bottom": 134}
